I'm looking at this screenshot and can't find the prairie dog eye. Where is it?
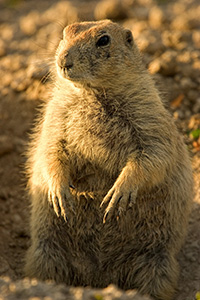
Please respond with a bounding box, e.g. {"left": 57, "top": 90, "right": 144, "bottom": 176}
{"left": 96, "top": 35, "right": 110, "bottom": 47}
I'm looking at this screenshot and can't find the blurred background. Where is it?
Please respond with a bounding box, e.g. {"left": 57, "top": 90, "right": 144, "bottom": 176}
{"left": 0, "top": 0, "right": 200, "bottom": 119}
{"left": 0, "top": 0, "right": 199, "bottom": 299}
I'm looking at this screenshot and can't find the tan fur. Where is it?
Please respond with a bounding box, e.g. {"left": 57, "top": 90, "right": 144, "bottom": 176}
{"left": 25, "top": 20, "right": 193, "bottom": 300}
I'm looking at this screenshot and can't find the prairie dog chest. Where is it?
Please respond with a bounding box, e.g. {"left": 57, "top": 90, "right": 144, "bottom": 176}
{"left": 64, "top": 93, "right": 135, "bottom": 169}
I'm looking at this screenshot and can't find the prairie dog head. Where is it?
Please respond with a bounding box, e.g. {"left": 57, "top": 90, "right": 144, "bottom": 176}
{"left": 55, "top": 20, "right": 141, "bottom": 87}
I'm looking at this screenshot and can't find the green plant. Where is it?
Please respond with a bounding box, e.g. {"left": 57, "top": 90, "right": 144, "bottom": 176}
{"left": 94, "top": 294, "right": 103, "bottom": 300}
{"left": 196, "top": 291, "right": 200, "bottom": 300}
{"left": 190, "top": 128, "right": 200, "bottom": 140}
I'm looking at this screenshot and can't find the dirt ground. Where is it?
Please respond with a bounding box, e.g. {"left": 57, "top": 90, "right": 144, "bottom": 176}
{"left": 0, "top": 0, "right": 199, "bottom": 299}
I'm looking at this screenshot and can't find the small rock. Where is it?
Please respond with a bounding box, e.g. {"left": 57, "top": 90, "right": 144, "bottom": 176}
{"left": 0, "top": 257, "right": 10, "bottom": 275}
{"left": 0, "top": 40, "right": 6, "bottom": 57}
{"left": 171, "top": 14, "right": 190, "bottom": 30}
{"left": 187, "top": 90, "right": 199, "bottom": 102}
{"left": 1, "top": 87, "right": 10, "bottom": 96}
{"left": 191, "top": 50, "right": 200, "bottom": 60}
{"left": 0, "top": 24, "right": 14, "bottom": 41}
{"left": 0, "top": 136, "right": 14, "bottom": 156}
{"left": 149, "top": 50, "right": 178, "bottom": 76}
{"left": 13, "top": 137, "right": 26, "bottom": 153}
{"left": 180, "top": 78, "right": 196, "bottom": 89}
{"left": 159, "top": 51, "right": 178, "bottom": 76}
{"left": 129, "top": 7, "right": 149, "bottom": 21}
{"left": 162, "top": 31, "right": 179, "bottom": 48}
{"left": 148, "top": 60, "right": 161, "bottom": 74}
{"left": 174, "top": 74, "right": 181, "bottom": 82}
{"left": 177, "top": 51, "right": 192, "bottom": 64}
{"left": 193, "top": 60, "right": 200, "bottom": 74}
{"left": 13, "top": 214, "right": 22, "bottom": 224}
{"left": 149, "top": 6, "right": 165, "bottom": 29}
{"left": 94, "top": 0, "right": 128, "bottom": 21}
{"left": 137, "top": 31, "right": 165, "bottom": 54}
{"left": 43, "top": 1, "right": 78, "bottom": 25}
{"left": 2, "top": 54, "right": 25, "bottom": 72}
{"left": 192, "top": 102, "right": 200, "bottom": 114}
{"left": 193, "top": 30, "right": 200, "bottom": 48}
{"left": 188, "top": 113, "right": 200, "bottom": 129}
{"left": 136, "top": 36, "right": 150, "bottom": 52}
{"left": 1, "top": 73, "right": 12, "bottom": 87}
{"left": 184, "top": 110, "right": 192, "bottom": 119}
{"left": 146, "top": 40, "right": 165, "bottom": 54}
{"left": 181, "top": 64, "right": 197, "bottom": 78}
{"left": 20, "top": 11, "right": 41, "bottom": 36}
{"left": 11, "top": 76, "right": 31, "bottom": 92}
{"left": 188, "top": 17, "right": 200, "bottom": 30}
{"left": 175, "top": 109, "right": 184, "bottom": 120}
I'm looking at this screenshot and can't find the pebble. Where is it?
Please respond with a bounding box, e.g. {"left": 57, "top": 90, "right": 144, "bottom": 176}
{"left": 162, "top": 31, "right": 181, "bottom": 48}
{"left": 0, "top": 40, "right": 6, "bottom": 57}
{"left": 180, "top": 78, "right": 196, "bottom": 89}
{"left": 0, "top": 24, "right": 14, "bottom": 41}
{"left": 20, "top": 11, "right": 41, "bottom": 36}
{"left": 148, "top": 6, "right": 165, "bottom": 29}
{"left": 193, "top": 31, "right": 200, "bottom": 48}
{"left": 136, "top": 36, "right": 150, "bottom": 52}
{"left": 192, "top": 103, "right": 200, "bottom": 114}
{"left": 13, "top": 214, "right": 22, "bottom": 224}
{"left": 148, "top": 59, "right": 160, "bottom": 74}
{"left": 94, "top": 0, "right": 128, "bottom": 21}
{"left": 130, "top": 7, "right": 149, "bottom": 21}
{"left": 0, "top": 257, "right": 10, "bottom": 274}
{"left": 148, "top": 51, "right": 178, "bottom": 76}
{"left": 0, "top": 136, "right": 14, "bottom": 156}
{"left": 159, "top": 51, "right": 178, "bottom": 76}
{"left": 171, "top": 15, "right": 190, "bottom": 30}
{"left": 43, "top": 1, "right": 78, "bottom": 25}
{"left": 187, "top": 90, "right": 199, "bottom": 102}
{"left": 11, "top": 76, "right": 31, "bottom": 92}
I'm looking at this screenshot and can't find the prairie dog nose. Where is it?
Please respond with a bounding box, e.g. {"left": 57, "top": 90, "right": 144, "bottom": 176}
{"left": 57, "top": 53, "right": 73, "bottom": 70}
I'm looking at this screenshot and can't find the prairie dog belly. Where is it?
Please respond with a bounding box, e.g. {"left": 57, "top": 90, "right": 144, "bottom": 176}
{"left": 64, "top": 107, "right": 137, "bottom": 183}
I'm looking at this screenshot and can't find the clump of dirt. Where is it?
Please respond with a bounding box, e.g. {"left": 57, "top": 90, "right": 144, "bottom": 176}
{"left": 0, "top": 0, "right": 199, "bottom": 299}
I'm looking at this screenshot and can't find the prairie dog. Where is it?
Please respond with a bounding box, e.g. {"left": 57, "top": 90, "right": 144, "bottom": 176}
{"left": 25, "top": 20, "right": 193, "bottom": 300}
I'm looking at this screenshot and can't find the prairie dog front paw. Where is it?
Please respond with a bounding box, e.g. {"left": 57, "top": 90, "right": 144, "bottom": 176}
{"left": 48, "top": 180, "right": 74, "bottom": 221}
{"left": 100, "top": 178, "right": 138, "bottom": 223}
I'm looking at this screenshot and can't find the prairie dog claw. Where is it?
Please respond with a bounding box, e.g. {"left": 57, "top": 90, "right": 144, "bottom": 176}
{"left": 48, "top": 184, "right": 74, "bottom": 221}
{"left": 101, "top": 182, "right": 138, "bottom": 223}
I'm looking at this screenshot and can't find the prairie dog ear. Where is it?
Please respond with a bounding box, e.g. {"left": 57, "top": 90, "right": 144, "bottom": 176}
{"left": 124, "top": 29, "right": 134, "bottom": 47}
